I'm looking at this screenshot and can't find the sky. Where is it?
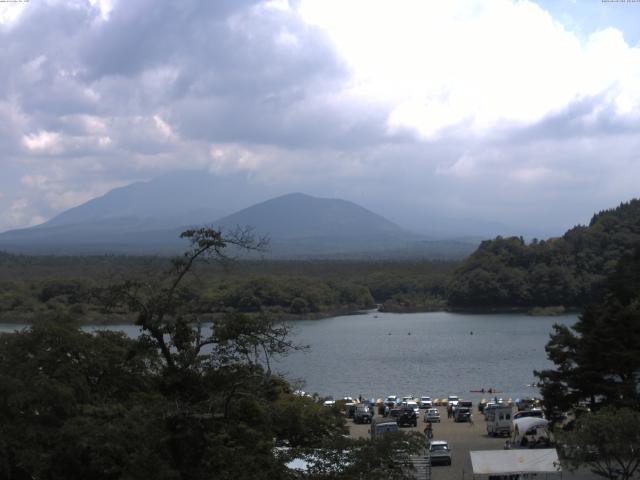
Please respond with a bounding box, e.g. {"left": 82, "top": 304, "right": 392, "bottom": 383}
{"left": 0, "top": 0, "right": 639, "bottom": 237}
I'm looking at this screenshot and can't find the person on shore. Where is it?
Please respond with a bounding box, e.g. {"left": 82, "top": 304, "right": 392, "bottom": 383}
{"left": 424, "top": 420, "right": 433, "bottom": 440}
{"left": 504, "top": 440, "right": 512, "bottom": 450}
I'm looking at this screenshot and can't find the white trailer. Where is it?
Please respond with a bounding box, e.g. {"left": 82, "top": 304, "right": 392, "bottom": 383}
{"left": 486, "top": 405, "right": 513, "bottom": 437}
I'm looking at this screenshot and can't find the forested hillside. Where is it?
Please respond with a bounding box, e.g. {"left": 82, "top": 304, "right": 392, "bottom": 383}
{"left": 447, "top": 199, "right": 640, "bottom": 310}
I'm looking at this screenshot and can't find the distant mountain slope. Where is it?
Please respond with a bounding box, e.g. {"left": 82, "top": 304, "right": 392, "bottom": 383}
{"left": 0, "top": 189, "right": 439, "bottom": 257}
{"left": 214, "top": 193, "right": 404, "bottom": 239}
{"left": 447, "top": 199, "right": 640, "bottom": 310}
{"left": 41, "top": 171, "right": 273, "bottom": 230}
{"left": 0, "top": 173, "right": 477, "bottom": 259}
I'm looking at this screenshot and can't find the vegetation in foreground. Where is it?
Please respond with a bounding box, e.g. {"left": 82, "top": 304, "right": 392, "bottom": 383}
{"left": 0, "top": 228, "right": 424, "bottom": 480}
{"left": 536, "top": 246, "right": 640, "bottom": 480}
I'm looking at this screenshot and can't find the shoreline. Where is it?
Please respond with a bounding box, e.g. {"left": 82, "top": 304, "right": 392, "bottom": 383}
{"left": 0, "top": 304, "right": 578, "bottom": 327}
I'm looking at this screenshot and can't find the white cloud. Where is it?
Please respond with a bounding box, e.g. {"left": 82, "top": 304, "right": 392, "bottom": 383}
{"left": 511, "top": 166, "right": 552, "bottom": 184}
{"left": 0, "top": 1, "right": 29, "bottom": 28}
{"left": 300, "top": 0, "right": 640, "bottom": 139}
{"left": 22, "top": 130, "right": 62, "bottom": 153}
{"left": 153, "top": 115, "right": 177, "bottom": 142}
{"left": 88, "top": 0, "right": 116, "bottom": 21}
{"left": 21, "top": 174, "right": 50, "bottom": 189}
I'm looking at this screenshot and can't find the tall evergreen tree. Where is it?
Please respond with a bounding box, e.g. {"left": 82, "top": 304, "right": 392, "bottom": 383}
{"left": 536, "top": 246, "right": 640, "bottom": 413}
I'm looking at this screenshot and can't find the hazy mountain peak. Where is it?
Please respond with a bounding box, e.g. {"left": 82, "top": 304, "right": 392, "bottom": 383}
{"left": 214, "top": 192, "right": 403, "bottom": 239}
{"left": 42, "top": 171, "right": 276, "bottom": 229}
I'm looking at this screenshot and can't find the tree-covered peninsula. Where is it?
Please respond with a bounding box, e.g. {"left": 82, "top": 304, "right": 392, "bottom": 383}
{"left": 447, "top": 199, "right": 640, "bottom": 311}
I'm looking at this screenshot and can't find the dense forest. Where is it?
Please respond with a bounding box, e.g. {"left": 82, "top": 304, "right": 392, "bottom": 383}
{"left": 447, "top": 199, "right": 640, "bottom": 310}
{"left": 0, "top": 252, "right": 456, "bottom": 323}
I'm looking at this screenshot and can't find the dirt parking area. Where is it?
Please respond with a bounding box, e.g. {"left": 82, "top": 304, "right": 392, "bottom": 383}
{"left": 347, "top": 406, "right": 595, "bottom": 480}
{"left": 348, "top": 406, "right": 504, "bottom": 479}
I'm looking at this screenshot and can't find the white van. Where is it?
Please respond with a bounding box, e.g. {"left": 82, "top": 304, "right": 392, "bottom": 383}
{"left": 486, "top": 405, "right": 513, "bottom": 436}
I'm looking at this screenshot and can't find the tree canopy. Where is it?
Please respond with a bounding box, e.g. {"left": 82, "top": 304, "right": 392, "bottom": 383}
{"left": 535, "top": 246, "right": 640, "bottom": 414}
{"left": 448, "top": 199, "right": 640, "bottom": 310}
{"left": 535, "top": 245, "right": 640, "bottom": 480}
{"left": 0, "top": 228, "right": 422, "bottom": 480}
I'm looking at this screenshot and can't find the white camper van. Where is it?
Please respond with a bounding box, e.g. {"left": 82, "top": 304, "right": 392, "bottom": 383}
{"left": 486, "top": 404, "right": 513, "bottom": 437}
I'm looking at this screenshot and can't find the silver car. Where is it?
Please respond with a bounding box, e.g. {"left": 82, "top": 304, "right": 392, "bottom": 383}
{"left": 428, "top": 440, "right": 451, "bottom": 466}
{"left": 424, "top": 408, "right": 440, "bottom": 423}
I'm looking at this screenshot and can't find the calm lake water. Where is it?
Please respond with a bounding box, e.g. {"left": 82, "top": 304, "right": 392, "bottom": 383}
{"left": 0, "top": 311, "right": 577, "bottom": 403}
{"left": 274, "top": 310, "right": 578, "bottom": 403}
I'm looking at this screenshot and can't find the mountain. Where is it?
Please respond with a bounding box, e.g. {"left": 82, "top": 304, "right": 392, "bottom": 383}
{"left": 214, "top": 193, "right": 403, "bottom": 239}
{"left": 208, "top": 192, "right": 445, "bottom": 257}
{"left": 40, "top": 171, "right": 274, "bottom": 230}
{"left": 0, "top": 173, "right": 479, "bottom": 258}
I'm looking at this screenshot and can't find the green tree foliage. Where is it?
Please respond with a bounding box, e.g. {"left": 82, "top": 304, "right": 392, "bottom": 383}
{"left": 0, "top": 228, "right": 422, "bottom": 480}
{"left": 302, "top": 432, "right": 424, "bottom": 480}
{"left": 0, "top": 319, "right": 170, "bottom": 480}
{"left": 535, "top": 246, "right": 640, "bottom": 414}
{"left": 0, "top": 251, "right": 456, "bottom": 323}
{"left": 558, "top": 407, "right": 640, "bottom": 480}
{"left": 448, "top": 199, "right": 640, "bottom": 309}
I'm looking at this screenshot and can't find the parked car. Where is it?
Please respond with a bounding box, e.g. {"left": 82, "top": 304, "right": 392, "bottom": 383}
{"left": 403, "top": 400, "right": 420, "bottom": 414}
{"left": 448, "top": 395, "right": 460, "bottom": 411}
{"left": 385, "top": 395, "right": 399, "bottom": 407}
{"left": 454, "top": 407, "right": 471, "bottom": 422}
{"left": 424, "top": 408, "right": 440, "bottom": 423}
{"left": 428, "top": 440, "right": 451, "bottom": 466}
{"left": 396, "top": 407, "right": 417, "bottom": 427}
{"left": 354, "top": 405, "right": 373, "bottom": 424}
{"left": 483, "top": 402, "right": 497, "bottom": 417}
{"left": 419, "top": 396, "right": 433, "bottom": 409}
{"left": 515, "top": 397, "right": 541, "bottom": 412}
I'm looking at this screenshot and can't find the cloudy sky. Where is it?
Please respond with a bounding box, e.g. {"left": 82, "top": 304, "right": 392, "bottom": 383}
{"left": 1, "top": 0, "right": 639, "bottom": 236}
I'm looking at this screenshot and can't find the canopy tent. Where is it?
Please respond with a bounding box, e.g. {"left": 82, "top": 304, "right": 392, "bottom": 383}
{"left": 470, "top": 449, "right": 561, "bottom": 478}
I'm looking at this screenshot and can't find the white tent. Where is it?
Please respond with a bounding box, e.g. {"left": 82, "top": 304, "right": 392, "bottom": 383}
{"left": 470, "top": 449, "right": 561, "bottom": 478}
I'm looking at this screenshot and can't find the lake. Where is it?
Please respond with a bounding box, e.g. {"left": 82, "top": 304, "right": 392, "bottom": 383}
{"left": 0, "top": 311, "right": 577, "bottom": 403}
{"left": 274, "top": 310, "right": 578, "bottom": 403}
